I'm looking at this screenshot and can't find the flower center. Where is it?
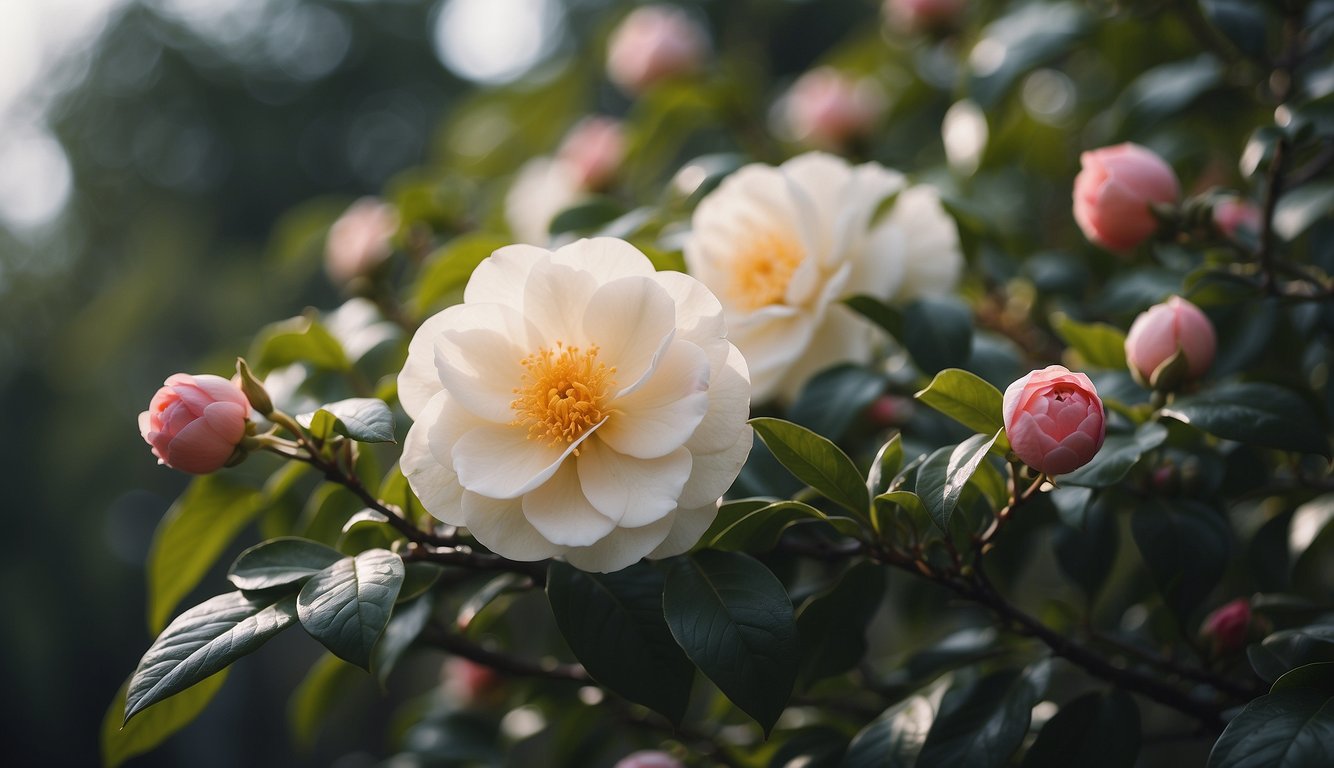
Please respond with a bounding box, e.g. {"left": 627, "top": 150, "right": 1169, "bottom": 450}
{"left": 510, "top": 342, "right": 617, "bottom": 450}
{"left": 729, "top": 230, "right": 805, "bottom": 311}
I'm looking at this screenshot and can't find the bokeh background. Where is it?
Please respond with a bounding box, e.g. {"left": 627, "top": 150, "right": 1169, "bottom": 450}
{"left": 1, "top": 0, "right": 1318, "bottom": 765}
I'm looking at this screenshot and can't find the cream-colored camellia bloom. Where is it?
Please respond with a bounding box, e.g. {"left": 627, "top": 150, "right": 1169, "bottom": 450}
{"left": 504, "top": 157, "right": 585, "bottom": 245}
{"left": 399, "top": 238, "right": 752, "bottom": 572}
{"left": 684, "top": 152, "right": 962, "bottom": 401}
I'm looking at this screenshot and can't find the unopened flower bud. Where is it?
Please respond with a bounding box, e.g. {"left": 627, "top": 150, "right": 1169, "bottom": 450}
{"left": 1003, "top": 365, "right": 1106, "bottom": 476}
{"left": 557, "top": 116, "right": 626, "bottom": 191}
{"left": 867, "top": 394, "right": 914, "bottom": 428}
{"left": 442, "top": 657, "right": 502, "bottom": 708}
{"left": 1073, "top": 143, "right": 1180, "bottom": 252}
{"left": 782, "top": 67, "right": 885, "bottom": 150}
{"left": 234, "top": 357, "right": 274, "bottom": 416}
{"left": 1200, "top": 598, "right": 1251, "bottom": 655}
{"left": 1124, "top": 296, "right": 1216, "bottom": 390}
{"left": 1212, "top": 196, "right": 1262, "bottom": 241}
{"left": 606, "top": 5, "right": 709, "bottom": 94}
{"left": 139, "top": 374, "right": 252, "bottom": 474}
{"left": 325, "top": 197, "right": 398, "bottom": 287}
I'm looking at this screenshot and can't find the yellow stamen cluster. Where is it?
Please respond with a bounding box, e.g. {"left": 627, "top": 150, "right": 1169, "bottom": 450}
{"left": 510, "top": 342, "right": 617, "bottom": 451}
{"left": 730, "top": 230, "right": 805, "bottom": 311}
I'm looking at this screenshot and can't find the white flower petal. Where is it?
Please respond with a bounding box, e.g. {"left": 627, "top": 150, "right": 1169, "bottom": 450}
{"left": 728, "top": 309, "right": 815, "bottom": 402}
{"left": 577, "top": 441, "right": 692, "bottom": 527}
{"left": 399, "top": 309, "right": 457, "bottom": 420}
{"left": 678, "top": 424, "right": 754, "bottom": 509}
{"left": 774, "top": 303, "right": 877, "bottom": 402}
{"left": 433, "top": 303, "right": 534, "bottom": 423}
{"left": 885, "top": 185, "right": 963, "bottom": 301}
{"left": 685, "top": 342, "right": 752, "bottom": 454}
{"left": 582, "top": 275, "right": 678, "bottom": 396}
{"left": 402, "top": 393, "right": 466, "bottom": 525}
{"left": 553, "top": 237, "right": 657, "bottom": 281}
{"left": 648, "top": 503, "right": 720, "bottom": 560}
{"left": 453, "top": 420, "right": 602, "bottom": 499}
{"left": 522, "top": 258, "right": 599, "bottom": 347}
{"left": 462, "top": 491, "right": 560, "bottom": 561}
{"left": 505, "top": 157, "right": 584, "bottom": 246}
{"left": 464, "top": 244, "right": 551, "bottom": 307}
{"left": 564, "top": 513, "right": 675, "bottom": 573}
{"left": 599, "top": 339, "right": 711, "bottom": 459}
{"left": 522, "top": 460, "right": 618, "bottom": 546}
{"left": 648, "top": 270, "right": 726, "bottom": 345}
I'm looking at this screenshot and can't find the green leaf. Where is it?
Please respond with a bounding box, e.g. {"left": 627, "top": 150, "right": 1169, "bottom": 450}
{"left": 1272, "top": 662, "right": 1334, "bottom": 694}
{"left": 1248, "top": 624, "right": 1334, "bottom": 683}
{"left": 867, "top": 434, "right": 904, "bottom": 496}
{"left": 228, "top": 537, "right": 345, "bottom": 591}
{"left": 297, "top": 398, "right": 396, "bottom": 443}
{"left": 547, "top": 561, "right": 695, "bottom": 725}
{"left": 663, "top": 551, "right": 799, "bottom": 734}
{"left": 372, "top": 594, "right": 434, "bottom": 685}
{"left": 250, "top": 313, "right": 349, "bottom": 375}
{"left": 126, "top": 592, "right": 298, "bottom": 722}
{"left": 840, "top": 695, "right": 934, "bottom": 768}
{"left": 102, "top": 670, "right": 229, "bottom": 768}
{"left": 1021, "top": 691, "right": 1140, "bottom": 768}
{"left": 917, "top": 662, "right": 1050, "bottom": 768}
{"left": 397, "top": 562, "right": 444, "bottom": 604}
{"left": 412, "top": 233, "right": 509, "bottom": 315}
{"left": 873, "top": 490, "right": 935, "bottom": 542}
{"left": 297, "top": 549, "right": 406, "bottom": 670}
{"left": 1131, "top": 499, "right": 1231, "bottom": 619}
{"left": 796, "top": 562, "right": 886, "bottom": 687}
{"left": 1207, "top": 687, "right": 1334, "bottom": 767}
{"left": 968, "top": 2, "right": 1092, "bottom": 107}
{"left": 1052, "top": 488, "right": 1117, "bottom": 600}
{"left": 288, "top": 653, "right": 362, "bottom": 752}
{"left": 1116, "top": 54, "right": 1223, "bottom": 131}
{"left": 914, "top": 369, "right": 1011, "bottom": 453}
{"left": 902, "top": 297, "right": 974, "bottom": 375}
{"left": 916, "top": 432, "right": 1002, "bottom": 532}
{"left": 1061, "top": 422, "right": 1168, "bottom": 487}
{"left": 788, "top": 364, "right": 887, "bottom": 441}
{"left": 1273, "top": 181, "right": 1334, "bottom": 241}
{"left": 1050, "top": 314, "right": 1128, "bottom": 369}
{"left": 147, "top": 475, "right": 264, "bottom": 632}
{"left": 699, "top": 499, "right": 862, "bottom": 553}
{"left": 750, "top": 417, "right": 869, "bottom": 518}
{"left": 548, "top": 197, "right": 626, "bottom": 236}
{"left": 1162, "top": 383, "right": 1330, "bottom": 457}
{"left": 844, "top": 294, "right": 903, "bottom": 337}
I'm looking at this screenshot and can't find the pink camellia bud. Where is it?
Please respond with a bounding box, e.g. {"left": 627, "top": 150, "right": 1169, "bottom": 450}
{"left": 442, "top": 657, "right": 502, "bottom": 708}
{"left": 1003, "top": 365, "right": 1106, "bottom": 476}
{"left": 1073, "top": 143, "right": 1180, "bottom": 251}
{"left": 614, "top": 751, "right": 685, "bottom": 768}
{"left": 1124, "top": 296, "right": 1216, "bottom": 386}
{"left": 325, "top": 197, "right": 398, "bottom": 286}
{"left": 884, "top": 0, "right": 966, "bottom": 32}
{"left": 1201, "top": 598, "right": 1251, "bottom": 654}
{"left": 868, "top": 394, "right": 915, "bottom": 428}
{"left": 557, "top": 116, "right": 626, "bottom": 191}
{"left": 1212, "top": 196, "right": 1262, "bottom": 241}
{"left": 606, "top": 4, "right": 709, "bottom": 94}
{"left": 139, "top": 374, "right": 251, "bottom": 474}
{"left": 783, "top": 67, "right": 886, "bottom": 149}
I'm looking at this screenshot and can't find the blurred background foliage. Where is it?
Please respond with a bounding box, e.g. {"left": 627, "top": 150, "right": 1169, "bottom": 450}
{"left": 0, "top": 0, "right": 1329, "bottom": 765}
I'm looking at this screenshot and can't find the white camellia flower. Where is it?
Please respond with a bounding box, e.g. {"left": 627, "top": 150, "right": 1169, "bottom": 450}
{"left": 398, "top": 237, "right": 752, "bottom": 572}
{"left": 504, "top": 157, "right": 585, "bottom": 246}
{"left": 684, "top": 151, "right": 962, "bottom": 401}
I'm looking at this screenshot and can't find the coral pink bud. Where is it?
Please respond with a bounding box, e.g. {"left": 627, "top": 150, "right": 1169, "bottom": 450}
{"left": 614, "top": 751, "right": 685, "bottom": 768}
{"left": 325, "top": 198, "right": 398, "bottom": 286}
{"left": 868, "top": 394, "right": 914, "bottom": 428}
{"left": 1073, "top": 143, "right": 1180, "bottom": 251}
{"left": 1201, "top": 598, "right": 1251, "bottom": 654}
{"left": 606, "top": 5, "right": 709, "bottom": 94}
{"left": 783, "top": 67, "right": 885, "bottom": 149}
{"left": 884, "top": 0, "right": 966, "bottom": 32}
{"left": 557, "top": 116, "right": 626, "bottom": 191}
{"left": 1003, "top": 365, "right": 1106, "bottom": 476}
{"left": 442, "top": 657, "right": 502, "bottom": 707}
{"left": 1124, "top": 296, "right": 1216, "bottom": 384}
{"left": 139, "top": 374, "right": 251, "bottom": 474}
{"left": 1212, "top": 196, "right": 1262, "bottom": 240}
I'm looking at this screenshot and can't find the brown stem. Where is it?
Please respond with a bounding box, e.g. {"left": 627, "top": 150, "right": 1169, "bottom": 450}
{"left": 1086, "top": 626, "right": 1265, "bottom": 701}
{"left": 419, "top": 624, "right": 589, "bottom": 682}
{"left": 404, "top": 544, "right": 549, "bottom": 584}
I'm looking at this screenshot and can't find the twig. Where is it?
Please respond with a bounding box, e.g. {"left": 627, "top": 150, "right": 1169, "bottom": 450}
{"left": 419, "top": 624, "right": 589, "bottom": 682}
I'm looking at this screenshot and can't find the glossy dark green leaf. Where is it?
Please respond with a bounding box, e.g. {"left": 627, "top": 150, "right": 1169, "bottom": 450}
{"left": 1200, "top": 0, "right": 1273, "bottom": 59}
{"left": 844, "top": 294, "right": 904, "bottom": 337}
{"left": 337, "top": 509, "right": 400, "bottom": 554}
{"left": 789, "top": 364, "right": 887, "bottom": 441}
{"left": 547, "top": 561, "right": 694, "bottom": 725}
{"left": 102, "top": 670, "right": 228, "bottom": 768}
{"left": 916, "top": 662, "right": 1050, "bottom": 768}
{"left": 548, "top": 197, "right": 626, "bottom": 236}
{"left": 1273, "top": 182, "right": 1334, "bottom": 242}
{"left": 968, "top": 2, "right": 1092, "bottom": 107}
{"left": 228, "top": 537, "right": 345, "bottom": 591}
{"left": 1162, "top": 383, "right": 1330, "bottom": 457}
{"left": 873, "top": 490, "right": 935, "bottom": 542}
{"left": 840, "top": 695, "right": 934, "bottom": 768}
{"left": 914, "top": 369, "right": 1010, "bottom": 453}
{"left": 147, "top": 475, "right": 264, "bottom": 632}
{"left": 1131, "top": 499, "right": 1231, "bottom": 618}
{"left": 902, "top": 296, "right": 974, "bottom": 375}
{"left": 867, "top": 434, "right": 904, "bottom": 496}
{"left": 1061, "top": 422, "right": 1168, "bottom": 487}
{"left": 297, "top": 398, "right": 396, "bottom": 443}
{"left": 1022, "top": 691, "right": 1140, "bottom": 768}
{"left": 1248, "top": 624, "right": 1334, "bottom": 683}
{"left": 769, "top": 725, "right": 848, "bottom": 768}
{"left": 1052, "top": 488, "right": 1117, "bottom": 600}
{"left": 875, "top": 628, "right": 1005, "bottom": 695}
{"left": 297, "top": 549, "right": 405, "bottom": 670}
{"left": 750, "top": 417, "right": 869, "bottom": 518}
{"left": 126, "top": 592, "right": 298, "bottom": 722}
{"left": 1207, "top": 687, "right": 1334, "bottom": 767}
{"left": 371, "top": 594, "right": 434, "bottom": 685}
{"left": 412, "top": 233, "right": 509, "bottom": 315}
{"left": 916, "top": 432, "right": 1001, "bottom": 532}
{"left": 250, "top": 313, "right": 349, "bottom": 374}
{"left": 700, "top": 498, "right": 861, "bottom": 553}
{"left": 288, "top": 653, "right": 362, "bottom": 752}
{"left": 1117, "top": 54, "right": 1223, "bottom": 131}
{"left": 1050, "top": 314, "right": 1127, "bottom": 369}
{"left": 796, "top": 562, "right": 886, "bottom": 687}
{"left": 663, "top": 551, "right": 799, "bottom": 733}
{"left": 397, "top": 562, "right": 444, "bottom": 604}
{"left": 1272, "top": 662, "right": 1334, "bottom": 694}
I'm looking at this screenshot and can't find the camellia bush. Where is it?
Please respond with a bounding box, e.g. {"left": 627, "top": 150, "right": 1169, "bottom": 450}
{"left": 104, "top": 0, "right": 1334, "bottom": 766}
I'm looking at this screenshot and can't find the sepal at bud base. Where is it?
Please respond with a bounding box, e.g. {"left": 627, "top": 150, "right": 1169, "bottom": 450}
{"left": 235, "top": 358, "right": 275, "bottom": 416}
{"left": 1144, "top": 348, "right": 1192, "bottom": 393}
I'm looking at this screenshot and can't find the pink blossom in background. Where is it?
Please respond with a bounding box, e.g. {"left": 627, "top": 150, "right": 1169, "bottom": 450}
{"left": 606, "top": 4, "right": 709, "bottom": 94}
{"left": 557, "top": 116, "right": 627, "bottom": 190}
{"left": 783, "top": 67, "right": 885, "bottom": 149}
{"left": 1201, "top": 599, "right": 1251, "bottom": 654}
{"left": 1213, "top": 196, "right": 1262, "bottom": 240}
{"left": 139, "top": 374, "right": 250, "bottom": 474}
{"left": 1124, "top": 296, "right": 1216, "bottom": 383}
{"left": 1073, "top": 143, "right": 1179, "bottom": 251}
{"left": 325, "top": 197, "right": 398, "bottom": 286}
{"left": 1003, "top": 365, "right": 1105, "bottom": 476}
